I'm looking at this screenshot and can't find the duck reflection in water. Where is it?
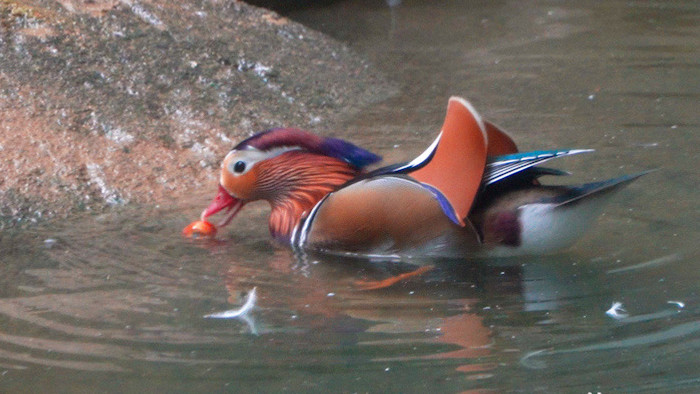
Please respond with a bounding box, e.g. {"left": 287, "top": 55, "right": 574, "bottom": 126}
{"left": 210, "top": 249, "right": 526, "bottom": 376}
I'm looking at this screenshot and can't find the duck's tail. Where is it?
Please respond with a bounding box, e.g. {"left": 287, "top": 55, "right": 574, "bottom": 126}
{"left": 515, "top": 170, "right": 653, "bottom": 255}
{"left": 553, "top": 170, "right": 654, "bottom": 207}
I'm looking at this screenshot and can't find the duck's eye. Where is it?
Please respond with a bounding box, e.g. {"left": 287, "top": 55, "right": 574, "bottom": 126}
{"left": 233, "top": 160, "right": 246, "bottom": 173}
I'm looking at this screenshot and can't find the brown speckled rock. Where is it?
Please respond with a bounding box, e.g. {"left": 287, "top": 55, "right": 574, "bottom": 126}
{"left": 0, "top": 0, "right": 394, "bottom": 226}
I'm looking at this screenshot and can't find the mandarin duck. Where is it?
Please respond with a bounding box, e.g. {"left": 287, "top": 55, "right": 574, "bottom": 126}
{"left": 195, "top": 97, "right": 645, "bottom": 259}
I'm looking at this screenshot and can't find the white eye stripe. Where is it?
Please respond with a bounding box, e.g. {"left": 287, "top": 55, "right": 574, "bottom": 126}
{"left": 224, "top": 146, "right": 302, "bottom": 176}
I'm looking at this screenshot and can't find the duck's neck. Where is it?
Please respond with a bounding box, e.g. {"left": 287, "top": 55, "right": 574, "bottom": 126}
{"left": 258, "top": 152, "right": 360, "bottom": 243}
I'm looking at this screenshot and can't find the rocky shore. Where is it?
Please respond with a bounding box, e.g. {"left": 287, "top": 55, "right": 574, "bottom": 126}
{"left": 0, "top": 0, "right": 393, "bottom": 227}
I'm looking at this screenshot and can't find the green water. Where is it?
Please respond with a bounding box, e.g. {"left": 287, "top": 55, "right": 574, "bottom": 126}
{"left": 1, "top": 0, "right": 699, "bottom": 392}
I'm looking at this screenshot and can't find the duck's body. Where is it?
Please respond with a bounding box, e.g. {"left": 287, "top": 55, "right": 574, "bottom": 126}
{"left": 199, "top": 97, "right": 644, "bottom": 259}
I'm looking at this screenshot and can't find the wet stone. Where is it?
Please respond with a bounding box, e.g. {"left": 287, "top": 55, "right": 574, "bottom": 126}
{"left": 0, "top": 0, "right": 394, "bottom": 226}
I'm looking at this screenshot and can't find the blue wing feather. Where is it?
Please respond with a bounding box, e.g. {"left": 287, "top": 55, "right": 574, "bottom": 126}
{"left": 528, "top": 167, "right": 571, "bottom": 177}
{"left": 483, "top": 149, "right": 593, "bottom": 185}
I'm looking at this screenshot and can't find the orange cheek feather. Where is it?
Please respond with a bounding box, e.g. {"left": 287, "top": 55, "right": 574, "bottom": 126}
{"left": 221, "top": 170, "right": 257, "bottom": 200}
{"left": 183, "top": 220, "right": 217, "bottom": 238}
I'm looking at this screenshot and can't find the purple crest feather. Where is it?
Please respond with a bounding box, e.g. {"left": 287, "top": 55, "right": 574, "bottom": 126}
{"left": 320, "top": 137, "right": 382, "bottom": 168}
{"left": 234, "top": 128, "right": 381, "bottom": 169}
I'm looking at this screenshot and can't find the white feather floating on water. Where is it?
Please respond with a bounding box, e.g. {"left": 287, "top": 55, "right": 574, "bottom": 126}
{"left": 204, "top": 287, "right": 257, "bottom": 319}
{"left": 667, "top": 300, "right": 685, "bottom": 309}
{"left": 606, "top": 301, "right": 629, "bottom": 319}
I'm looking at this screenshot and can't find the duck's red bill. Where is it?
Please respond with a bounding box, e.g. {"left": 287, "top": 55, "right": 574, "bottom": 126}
{"left": 201, "top": 185, "right": 245, "bottom": 227}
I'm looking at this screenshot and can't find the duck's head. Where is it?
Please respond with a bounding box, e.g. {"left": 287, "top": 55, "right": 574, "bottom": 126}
{"left": 200, "top": 128, "right": 381, "bottom": 242}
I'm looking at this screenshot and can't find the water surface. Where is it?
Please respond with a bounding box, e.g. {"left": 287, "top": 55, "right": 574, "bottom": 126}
{"left": 1, "top": 0, "right": 699, "bottom": 392}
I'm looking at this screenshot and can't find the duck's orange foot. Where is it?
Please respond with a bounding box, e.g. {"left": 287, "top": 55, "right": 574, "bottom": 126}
{"left": 183, "top": 220, "right": 217, "bottom": 238}
{"left": 354, "top": 265, "right": 434, "bottom": 290}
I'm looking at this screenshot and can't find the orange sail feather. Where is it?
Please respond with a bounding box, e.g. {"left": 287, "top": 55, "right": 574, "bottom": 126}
{"left": 408, "top": 97, "right": 488, "bottom": 226}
